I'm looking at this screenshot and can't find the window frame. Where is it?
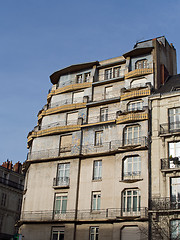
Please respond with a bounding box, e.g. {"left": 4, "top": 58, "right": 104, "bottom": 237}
{"left": 123, "top": 155, "right": 141, "bottom": 180}
{"left": 122, "top": 189, "right": 141, "bottom": 216}
{"left": 93, "top": 160, "right": 102, "bottom": 180}
{"left": 57, "top": 163, "right": 70, "bottom": 186}
{"left": 124, "top": 125, "right": 141, "bottom": 146}
{"left": 76, "top": 74, "right": 83, "bottom": 83}
{"left": 127, "top": 100, "right": 143, "bottom": 112}
{"left": 51, "top": 228, "right": 65, "bottom": 240}
{"left": 54, "top": 193, "right": 68, "bottom": 214}
{"left": 92, "top": 192, "right": 101, "bottom": 211}
{"left": 104, "top": 68, "right": 112, "bottom": 80}
{"left": 94, "top": 131, "right": 103, "bottom": 146}
{"left": 100, "top": 107, "right": 108, "bottom": 122}
{"left": 90, "top": 226, "right": 99, "bottom": 240}
{"left": 168, "top": 107, "right": 180, "bottom": 132}
{"left": 135, "top": 59, "right": 148, "bottom": 69}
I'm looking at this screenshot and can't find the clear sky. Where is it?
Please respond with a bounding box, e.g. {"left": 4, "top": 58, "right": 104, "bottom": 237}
{"left": 0, "top": 0, "right": 180, "bottom": 165}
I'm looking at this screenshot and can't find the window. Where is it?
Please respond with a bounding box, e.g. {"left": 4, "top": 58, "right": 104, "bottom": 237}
{"left": 124, "top": 125, "right": 141, "bottom": 146}
{"left": 52, "top": 228, "right": 64, "bottom": 240}
{"left": 92, "top": 192, "right": 101, "bottom": 211}
{"left": 135, "top": 59, "right": 148, "bottom": 69}
{"left": 84, "top": 72, "right": 91, "bottom": 82}
{"left": 123, "top": 156, "right": 141, "bottom": 179}
{"left": 66, "top": 112, "right": 78, "bottom": 125}
{"left": 170, "top": 220, "right": 180, "bottom": 240}
{"left": 169, "top": 108, "right": 180, "bottom": 132}
{"left": 105, "top": 68, "right": 112, "bottom": 80}
{"left": 76, "top": 74, "right": 83, "bottom": 83}
{"left": 169, "top": 142, "right": 180, "bottom": 168}
{"left": 57, "top": 163, "right": 70, "bottom": 186}
{"left": 1, "top": 193, "right": 7, "bottom": 207}
{"left": 127, "top": 101, "right": 143, "bottom": 112}
{"left": 105, "top": 86, "right": 113, "bottom": 99}
{"left": 95, "top": 131, "right": 103, "bottom": 146}
{"left": 113, "top": 67, "right": 120, "bottom": 78}
{"left": 54, "top": 193, "right": 67, "bottom": 214}
{"left": 90, "top": 227, "right": 99, "bottom": 240}
{"left": 60, "top": 135, "right": 72, "bottom": 153}
{"left": 100, "top": 107, "right": 108, "bottom": 122}
{"left": 73, "top": 91, "right": 84, "bottom": 104}
{"left": 122, "top": 189, "right": 141, "bottom": 215}
{"left": 170, "top": 177, "right": 180, "bottom": 208}
{"left": 93, "top": 160, "right": 102, "bottom": 180}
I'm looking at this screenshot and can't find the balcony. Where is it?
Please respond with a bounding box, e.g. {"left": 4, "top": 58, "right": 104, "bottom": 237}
{"left": 120, "top": 89, "right": 151, "bottom": 101}
{"left": 0, "top": 177, "right": 24, "bottom": 191}
{"left": 27, "top": 137, "right": 148, "bottom": 160}
{"left": 161, "top": 157, "right": 180, "bottom": 170}
{"left": 97, "top": 70, "right": 125, "bottom": 82}
{"left": 124, "top": 67, "right": 153, "bottom": 79}
{"left": 40, "top": 120, "right": 79, "bottom": 130}
{"left": 123, "top": 171, "right": 141, "bottom": 181}
{"left": 160, "top": 122, "right": 180, "bottom": 135}
{"left": 20, "top": 207, "right": 147, "bottom": 222}
{"left": 116, "top": 112, "right": 148, "bottom": 124}
{"left": 53, "top": 177, "right": 70, "bottom": 188}
{"left": 48, "top": 97, "right": 85, "bottom": 109}
{"left": 87, "top": 113, "right": 116, "bottom": 125}
{"left": 150, "top": 197, "right": 180, "bottom": 211}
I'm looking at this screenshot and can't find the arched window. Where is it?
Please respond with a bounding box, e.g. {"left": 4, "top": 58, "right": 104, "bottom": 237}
{"left": 127, "top": 100, "right": 143, "bottom": 112}
{"left": 124, "top": 125, "right": 141, "bottom": 146}
{"left": 135, "top": 59, "right": 148, "bottom": 69}
{"left": 123, "top": 156, "right": 141, "bottom": 180}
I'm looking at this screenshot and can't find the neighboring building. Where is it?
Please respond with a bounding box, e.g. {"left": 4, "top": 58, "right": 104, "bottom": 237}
{"left": 149, "top": 75, "right": 180, "bottom": 240}
{"left": 19, "top": 36, "right": 177, "bottom": 240}
{"left": 0, "top": 160, "right": 24, "bottom": 240}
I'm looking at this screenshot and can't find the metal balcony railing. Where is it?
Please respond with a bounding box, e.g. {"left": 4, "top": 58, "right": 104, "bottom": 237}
{"left": 27, "top": 137, "right": 148, "bottom": 160}
{"left": 0, "top": 177, "right": 24, "bottom": 191}
{"left": 123, "top": 171, "right": 141, "bottom": 180}
{"left": 53, "top": 177, "right": 70, "bottom": 187}
{"left": 161, "top": 157, "right": 180, "bottom": 170}
{"left": 160, "top": 122, "right": 180, "bottom": 135}
{"left": 48, "top": 97, "right": 86, "bottom": 109}
{"left": 40, "top": 120, "right": 79, "bottom": 130}
{"left": 150, "top": 197, "right": 180, "bottom": 210}
{"left": 20, "top": 207, "right": 147, "bottom": 222}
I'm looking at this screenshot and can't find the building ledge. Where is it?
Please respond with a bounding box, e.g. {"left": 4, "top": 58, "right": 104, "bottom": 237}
{"left": 87, "top": 97, "right": 120, "bottom": 107}
{"left": 120, "top": 178, "right": 143, "bottom": 183}
{"left": 92, "top": 76, "right": 124, "bottom": 86}
{"left": 124, "top": 68, "right": 153, "bottom": 79}
{"left": 47, "top": 82, "right": 92, "bottom": 102}
{"left": 120, "top": 89, "right": 151, "bottom": 101}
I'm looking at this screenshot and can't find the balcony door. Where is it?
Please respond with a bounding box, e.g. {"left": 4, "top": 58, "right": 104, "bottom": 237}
{"left": 169, "top": 107, "right": 180, "bottom": 132}
{"left": 171, "top": 177, "right": 180, "bottom": 209}
{"left": 169, "top": 142, "right": 180, "bottom": 168}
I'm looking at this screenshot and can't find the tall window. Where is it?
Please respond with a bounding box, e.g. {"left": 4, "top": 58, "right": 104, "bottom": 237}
{"left": 84, "top": 72, "right": 91, "bottom": 82}
{"left": 66, "top": 112, "right": 78, "bottom": 126}
{"left": 52, "top": 228, "right": 64, "bottom": 240}
{"left": 73, "top": 91, "right": 84, "bottom": 104}
{"left": 90, "top": 227, "right": 99, "bottom": 240}
{"left": 1, "top": 193, "right": 6, "bottom": 207}
{"left": 170, "top": 220, "right": 180, "bottom": 240}
{"left": 60, "top": 135, "right": 72, "bottom": 153}
{"left": 95, "top": 131, "right": 103, "bottom": 146}
{"left": 169, "top": 108, "right": 180, "bottom": 132}
{"left": 123, "top": 156, "right": 141, "bottom": 179}
{"left": 76, "top": 74, "right": 83, "bottom": 83}
{"left": 54, "top": 193, "right": 67, "bottom": 214}
{"left": 57, "top": 163, "right": 70, "bottom": 186}
{"left": 92, "top": 192, "right": 101, "bottom": 211}
{"left": 105, "top": 69, "right": 112, "bottom": 80}
{"left": 113, "top": 67, "right": 120, "bottom": 78}
{"left": 124, "top": 125, "right": 141, "bottom": 146}
{"left": 127, "top": 101, "right": 143, "bottom": 112}
{"left": 122, "top": 189, "right": 141, "bottom": 215}
{"left": 135, "top": 59, "right": 148, "bottom": 69}
{"left": 105, "top": 86, "right": 113, "bottom": 99}
{"left": 170, "top": 177, "right": 180, "bottom": 208}
{"left": 93, "top": 160, "right": 102, "bottom": 180}
{"left": 169, "top": 142, "right": 180, "bottom": 168}
{"left": 100, "top": 107, "right": 108, "bottom": 122}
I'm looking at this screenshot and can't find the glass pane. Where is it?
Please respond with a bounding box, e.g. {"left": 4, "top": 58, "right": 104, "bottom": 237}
{"left": 52, "top": 232, "right": 58, "bottom": 240}
{"left": 127, "top": 196, "right": 131, "bottom": 211}
{"left": 59, "top": 233, "right": 64, "bottom": 240}
{"left": 133, "top": 196, "right": 137, "bottom": 211}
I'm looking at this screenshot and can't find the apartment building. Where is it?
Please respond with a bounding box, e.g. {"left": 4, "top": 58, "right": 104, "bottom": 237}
{"left": 149, "top": 74, "right": 180, "bottom": 240}
{"left": 0, "top": 160, "right": 24, "bottom": 240}
{"left": 19, "top": 36, "right": 177, "bottom": 240}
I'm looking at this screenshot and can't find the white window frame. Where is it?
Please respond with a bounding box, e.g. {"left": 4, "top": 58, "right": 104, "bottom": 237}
{"left": 90, "top": 227, "right": 99, "bottom": 240}
{"left": 113, "top": 66, "right": 121, "bottom": 78}
{"left": 84, "top": 72, "right": 91, "bottom": 82}
{"left": 95, "top": 131, "right": 103, "bottom": 146}
{"left": 105, "top": 68, "right": 112, "bottom": 80}
{"left": 93, "top": 160, "right": 102, "bottom": 180}
{"left": 123, "top": 156, "right": 141, "bottom": 180}
{"left": 54, "top": 193, "right": 67, "bottom": 214}
{"left": 122, "top": 189, "right": 141, "bottom": 216}
{"left": 135, "top": 59, "right": 148, "bottom": 69}
{"left": 51, "top": 228, "right": 65, "bottom": 240}
{"left": 57, "top": 163, "right": 70, "bottom": 186}
{"left": 124, "top": 125, "right": 141, "bottom": 146}
{"left": 100, "top": 107, "right": 108, "bottom": 122}
{"left": 92, "top": 192, "right": 101, "bottom": 211}
{"left": 127, "top": 100, "right": 143, "bottom": 112}
{"left": 169, "top": 107, "right": 180, "bottom": 132}
{"left": 76, "top": 74, "right": 83, "bottom": 83}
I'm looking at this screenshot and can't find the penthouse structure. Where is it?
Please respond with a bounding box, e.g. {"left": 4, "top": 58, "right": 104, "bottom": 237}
{"left": 19, "top": 36, "right": 177, "bottom": 240}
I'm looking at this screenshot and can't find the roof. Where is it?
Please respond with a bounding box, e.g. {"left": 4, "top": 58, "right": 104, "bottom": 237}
{"left": 156, "top": 74, "right": 180, "bottom": 94}
{"left": 50, "top": 61, "right": 99, "bottom": 84}
{"left": 123, "top": 47, "right": 153, "bottom": 58}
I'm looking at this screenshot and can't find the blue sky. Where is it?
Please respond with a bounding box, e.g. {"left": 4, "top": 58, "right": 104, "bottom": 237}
{"left": 0, "top": 0, "right": 180, "bottom": 165}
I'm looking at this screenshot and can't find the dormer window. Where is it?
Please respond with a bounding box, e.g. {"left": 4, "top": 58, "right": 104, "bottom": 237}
{"left": 135, "top": 59, "right": 148, "bottom": 69}
{"left": 77, "top": 74, "right": 83, "bottom": 83}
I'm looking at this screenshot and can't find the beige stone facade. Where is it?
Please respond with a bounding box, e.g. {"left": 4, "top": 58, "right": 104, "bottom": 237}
{"left": 20, "top": 36, "right": 177, "bottom": 240}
